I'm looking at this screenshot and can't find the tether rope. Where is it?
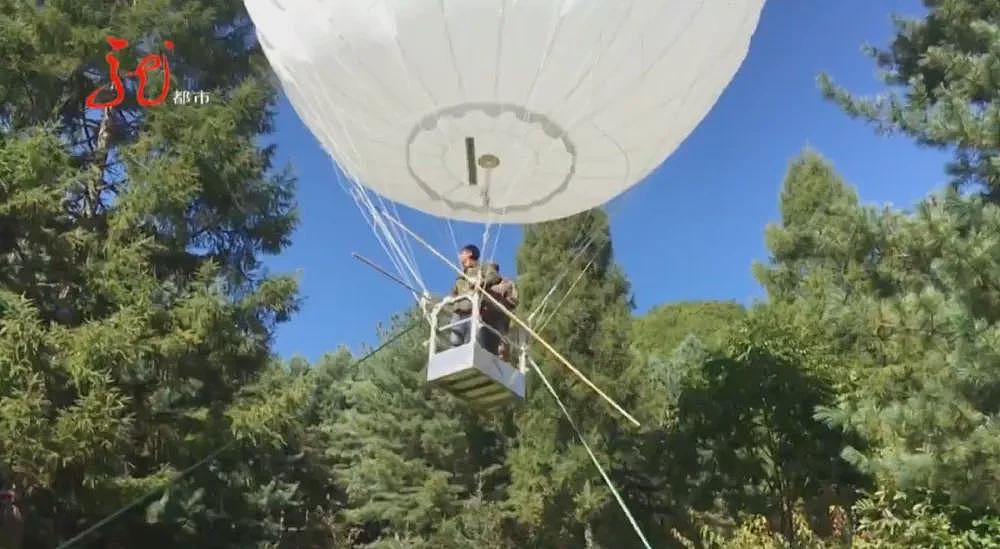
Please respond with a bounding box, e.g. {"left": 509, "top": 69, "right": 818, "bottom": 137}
{"left": 528, "top": 357, "right": 652, "bottom": 549}
{"left": 55, "top": 322, "right": 419, "bottom": 549}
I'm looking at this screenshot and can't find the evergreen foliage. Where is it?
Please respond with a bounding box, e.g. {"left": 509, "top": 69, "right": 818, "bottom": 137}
{"left": 757, "top": 152, "right": 1000, "bottom": 510}
{"left": 0, "top": 1, "right": 309, "bottom": 546}
{"left": 633, "top": 301, "right": 746, "bottom": 357}
{"left": 819, "top": 0, "right": 1000, "bottom": 198}
{"left": 1, "top": 1, "right": 998, "bottom": 547}
{"left": 507, "top": 208, "right": 645, "bottom": 548}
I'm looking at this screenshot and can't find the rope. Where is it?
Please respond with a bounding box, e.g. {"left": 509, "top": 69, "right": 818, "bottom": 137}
{"left": 288, "top": 53, "right": 428, "bottom": 301}
{"left": 528, "top": 275, "right": 564, "bottom": 325}
{"left": 343, "top": 179, "right": 416, "bottom": 300}
{"left": 351, "top": 181, "right": 427, "bottom": 296}
{"left": 352, "top": 321, "right": 421, "bottom": 369}
{"left": 538, "top": 259, "right": 594, "bottom": 331}
{"left": 384, "top": 198, "right": 427, "bottom": 293}
{"left": 445, "top": 219, "right": 460, "bottom": 256}
{"left": 55, "top": 442, "right": 234, "bottom": 549}
{"left": 528, "top": 357, "right": 652, "bottom": 549}
{"left": 522, "top": 169, "right": 636, "bottom": 329}
{"left": 341, "top": 173, "right": 428, "bottom": 302}
{"left": 528, "top": 235, "right": 598, "bottom": 324}
{"left": 383, "top": 213, "right": 641, "bottom": 428}
{"left": 55, "top": 323, "right": 418, "bottom": 549}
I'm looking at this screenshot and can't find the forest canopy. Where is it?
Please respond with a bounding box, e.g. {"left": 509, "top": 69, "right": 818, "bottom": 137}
{"left": 1, "top": 0, "right": 998, "bottom": 548}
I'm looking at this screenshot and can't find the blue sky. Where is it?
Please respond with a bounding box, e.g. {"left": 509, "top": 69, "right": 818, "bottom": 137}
{"left": 262, "top": 0, "right": 951, "bottom": 363}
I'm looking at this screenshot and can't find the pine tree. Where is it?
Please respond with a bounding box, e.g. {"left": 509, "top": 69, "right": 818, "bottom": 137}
{"left": 507, "top": 209, "right": 648, "bottom": 547}
{"left": 754, "top": 150, "right": 872, "bottom": 302}
{"left": 752, "top": 150, "right": 890, "bottom": 384}
{"left": 809, "top": 0, "right": 1000, "bottom": 514}
{"left": 0, "top": 1, "right": 306, "bottom": 546}
{"left": 819, "top": 0, "right": 1000, "bottom": 199}
{"left": 757, "top": 152, "right": 1000, "bottom": 510}
{"left": 317, "top": 315, "right": 505, "bottom": 547}
{"left": 814, "top": 190, "right": 1000, "bottom": 510}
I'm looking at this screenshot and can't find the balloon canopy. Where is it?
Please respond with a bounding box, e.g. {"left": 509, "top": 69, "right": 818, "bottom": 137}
{"left": 245, "top": 0, "right": 765, "bottom": 223}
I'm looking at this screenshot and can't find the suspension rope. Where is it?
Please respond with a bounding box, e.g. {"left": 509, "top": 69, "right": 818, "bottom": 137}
{"left": 528, "top": 234, "right": 599, "bottom": 324}
{"left": 538, "top": 259, "right": 594, "bottom": 331}
{"left": 363, "top": 187, "right": 424, "bottom": 295}
{"left": 528, "top": 357, "right": 652, "bottom": 549}
{"left": 515, "top": 163, "right": 635, "bottom": 329}
{"left": 291, "top": 56, "right": 429, "bottom": 301}
{"left": 55, "top": 323, "right": 419, "bottom": 549}
{"left": 445, "top": 219, "right": 460, "bottom": 255}
{"left": 340, "top": 169, "right": 427, "bottom": 301}
{"left": 528, "top": 274, "right": 565, "bottom": 325}
{"left": 383, "top": 213, "right": 641, "bottom": 428}
{"left": 524, "top": 190, "right": 630, "bottom": 330}
{"left": 342, "top": 179, "right": 414, "bottom": 298}
{"left": 384, "top": 198, "right": 427, "bottom": 292}
{"left": 352, "top": 181, "right": 427, "bottom": 295}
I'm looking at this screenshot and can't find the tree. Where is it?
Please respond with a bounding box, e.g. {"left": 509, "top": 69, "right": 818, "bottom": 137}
{"left": 316, "top": 315, "right": 507, "bottom": 547}
{"left": 690, "top": 309, "right": 862, "bottom": 541}
{"left": 632, "top": 301, "right": 746, "bottom": 357}
{"left": 631, "top": 307, "right": 860, "bottom": 545}
{"left": 0, "top": 1, "right": 306, "bottom": 546}
{"left": 507, "top": 208, "right": 650, "bottom": 547}
{"left": 819, "top": 0, "right": 1000, "bottom": 199}
{"left": 851, "top": 488, "right": 1000, "bottom": 548}
{"left": 754, "top": 150, "right": 874, "bottom": 304}
{"left": 756, "top": 151, "right": 1000, "bottom": 510}
{"left": 810, "top": 0, "right": 1000, "bottom": 522}
{"left": 813, "top": 191, "right": 1000, "bottom": 510}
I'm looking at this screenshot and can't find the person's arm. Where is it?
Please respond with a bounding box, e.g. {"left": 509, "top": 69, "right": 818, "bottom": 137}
{"left": 481, "top": 263, "right": 502, "bottom": 288}
{"left": 451, "top": 276, "right": 472, "bottom": 313}
{"left": 501, "top": 280, "right": 519, "bottom": 308}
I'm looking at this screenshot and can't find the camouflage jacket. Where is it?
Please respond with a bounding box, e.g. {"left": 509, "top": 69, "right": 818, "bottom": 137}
{"left": 490, "top": 278, "right": 518, "bottom": 309}
{"left": 449, "top": 262, "right": 501, "bottom": 314}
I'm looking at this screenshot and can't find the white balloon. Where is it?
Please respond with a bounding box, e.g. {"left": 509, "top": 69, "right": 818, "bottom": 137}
{"left": 245, "top": 0, "right": 765, "bottom": 223}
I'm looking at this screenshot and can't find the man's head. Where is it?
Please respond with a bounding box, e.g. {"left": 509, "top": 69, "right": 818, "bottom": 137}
{"left": 459, "top": 244, "right": 480, "bottom": 268}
